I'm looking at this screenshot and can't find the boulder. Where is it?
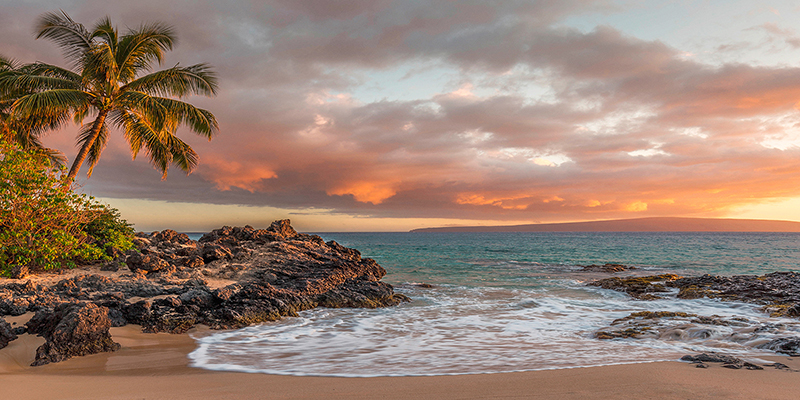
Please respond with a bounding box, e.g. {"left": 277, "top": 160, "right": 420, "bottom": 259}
{"left": 126, "top": 252, "right": 169, "bottom": 274}
{"left": 0, "top": 317, "right": 18, "bottom": 349}
{"left": 27, "top": 303, "right": 120, "bottom": 366}
{"left": 267, "top": 219, "right": 298, "bottom": 239}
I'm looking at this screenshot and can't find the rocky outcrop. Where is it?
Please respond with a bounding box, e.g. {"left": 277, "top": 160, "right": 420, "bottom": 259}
{"left": 587, "top": 274, "right": 682, "bottom": 300}
{"left": 26, "top": 303, "right": 120, "bottom": 366}
{"left": 580, "top": 263, "right": 637, "bottom": 273}
{"left": 589, "top": 272, "right": 800, "bottom": 312}
{"left": 0, "top": 220, "right": 409, "bottom": 365}
{"left": 757, "top": 337, "right": 800, "bottom": 356}
{"left": 680, "top": 353, "right": 769, "bottom": 370}
{"left": 0, "top": 317, "right": 17, "bottom": 349}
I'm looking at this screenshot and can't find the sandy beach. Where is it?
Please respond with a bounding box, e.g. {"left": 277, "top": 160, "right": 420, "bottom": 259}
{"left": 0, "top": 324, "right": 796, "bottom": 400}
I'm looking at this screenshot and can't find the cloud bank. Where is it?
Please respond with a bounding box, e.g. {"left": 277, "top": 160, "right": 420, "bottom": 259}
{"left": 4, "top": 0, "right": 800, "bottom": 228}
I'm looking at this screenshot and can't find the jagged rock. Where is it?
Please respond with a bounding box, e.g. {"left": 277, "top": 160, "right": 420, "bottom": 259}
{"left": 0, "top": 220, "right": 408, "bottom": 363}
{"left": 757, "top": 337, "right": 800, "bottom": 356}
{"left": 580, "top": 263, "right": 637, "bottom": 273}
{"left": 0, "top": 317, "right": 18, "bottom": 349}
{"left": 588, "top": 274, "right": 681, "bottom": 300}
{"left": 591, "top": 272, "right": 800, "bottom": 315}
{"left": 179, "top": 289, "right": 215, "bottom": 308}
{"left": 267, "top": 219, "right": 298, "bottom": 239}
{"left": 27, "top": 303, "right": 120, "bottom": 366}
{"left": 681, "top": 353, "right": 741, "bottom": 364}
{"left": 202, "top": 244, "right": 232, "bottom": 263}
{"left": 9, "top": 265, "right": 29, "bottom": 279}
{"left": 126, "top": 252, "right": 169, "bottom": 274}
{"left": 183, "top": 255, "right": 205, "bottom": 269}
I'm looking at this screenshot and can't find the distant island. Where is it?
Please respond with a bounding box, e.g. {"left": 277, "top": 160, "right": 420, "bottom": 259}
{"left": 410, "top": 217, "right": 800, "bottom": 233}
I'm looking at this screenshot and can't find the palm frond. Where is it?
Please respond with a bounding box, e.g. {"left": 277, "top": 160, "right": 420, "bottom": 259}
{"left": 24, "top": 62, "right": 82, "bottom": 82}
{"left": 117, "top": 109, "right": 170, "bottom": 167}
{"left": 123, "top": 63, "right": 217, "bottom": 97}
{"left": 91, "top": 17, "right": 118, "bottom": 49}
{"left": 11, "top": 89, "right": 90, "bottom": 118}
{"left": 116, "top": 23, "right": 176, "bottom": 83}
{"left": 0, "top": 73, "right": 78, "bottom": 93}
{"left": 152, "top": 97, "right": 218, "bottom": 138}
{"left": 0, "top": 55, "right": 20, "bottom": 71}
{"left": 114, "top": 90, "right": 170, "bottom": 133}
{"left": 14, "top": 130, "right": 67, "bottom": 165}
{"left": 165, "top": 134, "right": 198, "bottom": 174}
{"left": 35, "top": 10, "right": 92, "bottom": 66}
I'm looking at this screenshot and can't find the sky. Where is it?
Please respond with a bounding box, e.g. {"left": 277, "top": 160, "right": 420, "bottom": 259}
{"left": 3, "top": 0, "right": 800, "bottom": 232}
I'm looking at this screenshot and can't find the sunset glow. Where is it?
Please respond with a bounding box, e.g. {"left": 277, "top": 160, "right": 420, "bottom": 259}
{"left": 4, "top": 0, "right": 800, "bottom": 231}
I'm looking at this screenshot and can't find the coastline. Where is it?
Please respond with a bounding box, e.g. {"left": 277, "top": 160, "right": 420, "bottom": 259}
{"left": 1, "top": 325, "right": 798, "bottom": 400}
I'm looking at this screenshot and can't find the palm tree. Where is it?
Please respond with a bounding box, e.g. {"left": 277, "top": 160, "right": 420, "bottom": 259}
{"left": 0, "top": 55, "right": 66, "bottom": 164}
{"left": 3, "top": 11, "right": 218, "bottom": 180}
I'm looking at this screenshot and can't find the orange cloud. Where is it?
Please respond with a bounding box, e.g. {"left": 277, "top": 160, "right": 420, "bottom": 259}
{"left": 328, "top": 181, "right": 398, "bottom": 204}
{"left": 198, "top": 157, "right": 278, "bottom": 192}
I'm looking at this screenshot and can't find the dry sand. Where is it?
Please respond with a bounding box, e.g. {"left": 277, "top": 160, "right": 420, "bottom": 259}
{"left": 0, "top": 324, "right": 798, "bottom": 400}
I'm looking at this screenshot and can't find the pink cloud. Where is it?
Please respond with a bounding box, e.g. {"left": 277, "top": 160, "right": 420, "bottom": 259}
{"left": 3, "top": 1, "right": 800, "bottom": 226}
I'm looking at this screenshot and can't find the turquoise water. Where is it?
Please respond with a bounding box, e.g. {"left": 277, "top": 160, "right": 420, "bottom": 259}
{"left": 325, "top": 232, "right": 800, "bottom": 286}
{"left": 190, "top": 232, "right": 800, "bottom": 376}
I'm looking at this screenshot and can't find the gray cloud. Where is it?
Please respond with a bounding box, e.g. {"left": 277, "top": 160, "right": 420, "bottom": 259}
{"left": 3, "top": 0, "right": 800, "bottom": 225}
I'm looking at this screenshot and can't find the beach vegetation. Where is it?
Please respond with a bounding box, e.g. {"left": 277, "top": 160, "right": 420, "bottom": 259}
{"left": 0, "top": 11, "right": 219, "bottom": 181}
{"left": 0, "top": 138, "right": 135, "bottom": 275}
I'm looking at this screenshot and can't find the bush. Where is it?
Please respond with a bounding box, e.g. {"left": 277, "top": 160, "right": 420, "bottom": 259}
{"left": 0, "top": 137, "right": 135, "bottom": 275}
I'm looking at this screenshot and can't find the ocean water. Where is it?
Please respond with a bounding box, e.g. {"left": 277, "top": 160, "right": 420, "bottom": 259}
{"left": 188, "top": 232, "right": 800, "bottom": 376}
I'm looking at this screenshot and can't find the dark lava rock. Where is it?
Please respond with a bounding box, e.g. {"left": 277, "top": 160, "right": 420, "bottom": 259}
{"left": 764, "top": 362, "right": 792, "bottom": 371}
{"left": 588, "top": 274, "right": 682, "bottom": 300}
{"left": 671, "top": 272, "right": 800, "bottom": 306}
{"left": 0, "top": 317, "right": 18, "bottom": 349}
{"left": 0, "top": 219, "right": 408, "bottom": 364}
{"left": 9, "top": 265, "right": 30, "bottom": 279}
{"left": 580, "top": 263, "right": 637, "bottom": 273}
{"left": 681, "top": 353, "right": 766, "bottom": 370}
{"left": 126, "top": 252, "right": 170, "bottom": 274}
{"left": 591, "top": 272, "right": 800, "bottom": 317}
{"left": 267, "top": 219, "right": 298, "bottom": 239}
{"left": 202, "top": 244, "right": 232, "bottom": 263}
{"left": 757, "top": 337, "right": 800, "bottom": 356}
{"left": 27, "top": 303, "right": 120, "bottom": 366}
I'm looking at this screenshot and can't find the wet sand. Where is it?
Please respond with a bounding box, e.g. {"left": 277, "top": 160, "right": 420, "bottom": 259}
{"left": 0, "top": 325, "right": 798, "bottom": 399}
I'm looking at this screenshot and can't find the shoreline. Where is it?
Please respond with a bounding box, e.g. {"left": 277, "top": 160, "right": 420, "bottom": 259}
{"left": 1, "top": 325, "right": 798, "bottom": 400}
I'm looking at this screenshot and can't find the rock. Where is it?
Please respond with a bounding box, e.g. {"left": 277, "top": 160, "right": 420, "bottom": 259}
{"left": 757, "top": 337, "right": 800, "bottom": 356}
{"left": 202, "top": 244, "right": 232, "bottom": 263}
{"left": 100, "top": 259, "right": 124, "bottom": 272}
{"left": 154, "top": 229, "right": 191, "bottom": 244}
{"left": 9, "top": 265, "right": 29, "bottom": 279}
{"left": 588, "top": 274, "right": 681, "bottom": 300}
{"left": 580, "top": 263, "right": 637, "bottom": 273}
{"left": 267, "top": 219, "right": 298, "bottom": 239}
{"left": 0, "top": 220, "right": 408, "bottom": 363}
{"left": 126, "top": 252, "right": 169, "bottom": 274}
{"left": 27, "top": 303, "right": 120, "bottom": 366}
{"left": 183, "top": 255, "right": 205, "bottom": 269}
{"left": 681, "top": 353, "right": 741, "bottom": 364}
{"left": 124, "top": 300, "right": 152, "bottom": 325}
{"left": 695, "top": 362, "right": 708, "bottom": 368}
{"left": 0, "top": 317, "right": 18, "bottom": 349}
{"left": 179, "top": 289, "right": 214, "bottom": 309}
{"left": 764, "top": 362, "right": 792, "bottom": 371}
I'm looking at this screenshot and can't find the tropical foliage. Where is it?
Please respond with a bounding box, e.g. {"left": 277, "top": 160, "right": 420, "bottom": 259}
{"left": 0, "top": 55, "right": 66, "bottom": 164}
{"left": 0, "top": 137, "right": 135, "bottom": 275}
{"left": 0, "top": 11, "right": 219, "bottom": 180}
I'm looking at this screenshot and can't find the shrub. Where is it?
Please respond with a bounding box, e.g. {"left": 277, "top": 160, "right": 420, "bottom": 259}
{"left": 0, "top": 137, "right": 134, "bottom": 275}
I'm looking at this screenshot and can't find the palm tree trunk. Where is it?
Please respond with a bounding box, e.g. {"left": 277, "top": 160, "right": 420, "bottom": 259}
{"left": 67, "top": 109, "right": 109, "bottom": 181}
